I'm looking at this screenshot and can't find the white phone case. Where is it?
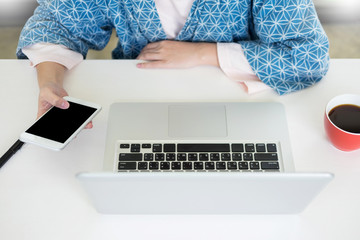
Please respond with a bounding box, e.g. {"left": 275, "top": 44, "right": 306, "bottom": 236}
{"left": 20, "top": 96, "right": 101, "bottom": 150}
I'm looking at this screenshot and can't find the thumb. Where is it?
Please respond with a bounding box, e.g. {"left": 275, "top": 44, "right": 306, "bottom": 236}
{"left": 49, "top": 93, "right": 70, "bottom": 110}
{"left": 58, "top": 98, "right": 70, "bottom": 109}
{"left": 37, "top": 97, "right": 69, "bottom": 119}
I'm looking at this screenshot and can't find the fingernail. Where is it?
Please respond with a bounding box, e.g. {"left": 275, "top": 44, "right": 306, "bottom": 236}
{"left": 61, "top": 101, "right": 69, "bottom": 109}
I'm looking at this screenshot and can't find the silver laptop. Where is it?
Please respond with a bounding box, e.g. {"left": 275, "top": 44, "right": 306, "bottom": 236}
{"left": 77, "top": 102, "right": 333, "bottom": 214}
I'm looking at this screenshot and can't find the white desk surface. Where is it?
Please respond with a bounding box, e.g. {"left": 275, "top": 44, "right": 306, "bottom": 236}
{"left": 1, "top": 59, "right": 359, "bottom": 240}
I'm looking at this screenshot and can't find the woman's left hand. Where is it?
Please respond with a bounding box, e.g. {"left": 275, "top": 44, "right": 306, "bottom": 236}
{"left": 136, "top": 40, "right": 219, "bottom": 69}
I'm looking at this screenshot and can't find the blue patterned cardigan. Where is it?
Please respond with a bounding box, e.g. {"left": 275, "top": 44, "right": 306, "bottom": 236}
{"left": 17, "top": 0, "right": 330, "bottom": 95}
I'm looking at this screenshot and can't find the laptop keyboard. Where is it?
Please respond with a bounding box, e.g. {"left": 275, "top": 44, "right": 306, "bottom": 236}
{"left": 115, "top": 141, "right": 282, "bottom": 172}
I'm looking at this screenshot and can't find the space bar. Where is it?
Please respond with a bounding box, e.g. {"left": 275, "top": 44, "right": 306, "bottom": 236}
{"left": 177, "top": 144, "right": 230, "bottom": 152}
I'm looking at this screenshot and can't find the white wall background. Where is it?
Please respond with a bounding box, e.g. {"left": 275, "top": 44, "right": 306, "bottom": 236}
{"left": 314, "top": 0, "right": 360, "bottom": 22}
{"left": 0, "top": 0, "right": 37, "bottom": 26}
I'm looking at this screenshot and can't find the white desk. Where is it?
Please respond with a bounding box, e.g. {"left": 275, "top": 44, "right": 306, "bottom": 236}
{"left": 1, "top": 59, "right": 360, "bottom": 240}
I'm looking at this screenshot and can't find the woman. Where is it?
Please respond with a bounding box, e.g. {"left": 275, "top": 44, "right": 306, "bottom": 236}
{"left": 17, "top": 0, "right": 329, "bottom": 125}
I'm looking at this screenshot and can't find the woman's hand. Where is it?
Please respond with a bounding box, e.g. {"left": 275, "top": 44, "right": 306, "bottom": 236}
{"left": 36, "top": 62, "right": 68, "bottom": 117}
{"left": 36, "top": 62, "right": 93, "bottom": 129}
{"left": 37, "top": 81, "right": 69, "bottom": 118}
{"left": 136, "top": 40, "right": 219, "bottom": 69}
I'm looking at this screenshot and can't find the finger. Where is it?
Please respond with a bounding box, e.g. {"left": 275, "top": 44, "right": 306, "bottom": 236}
{"left": 37, "top": 102, "right": 52, "bottom": 119}
{"left": 52, "top": 95, "right": 69, "bottom": 109}
{"left": 136, "top": 42, "right": 164, "bottom": 60}
{"left": 84, "top": 121, "right": 93, "bottom": 129}
{"left": 137, "top": 52, "right": 164, "bottom": 61}
{"left": 142, "top": 41, "right": 161, "bottom": 50}
{"left": 44, "top": 90, "right": 69, "bottom": 110}
{"left": 137, "top": 60, "right": 170, "bottom": 69}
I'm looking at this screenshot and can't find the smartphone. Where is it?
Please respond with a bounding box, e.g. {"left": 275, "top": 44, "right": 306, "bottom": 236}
{"left": 20, "top": 96, "right": 101, "bottom": 151}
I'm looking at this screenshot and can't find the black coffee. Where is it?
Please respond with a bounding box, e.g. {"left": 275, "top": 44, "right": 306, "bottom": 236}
{"left": 328, "top": 104, "right": 360, "bottom": 134}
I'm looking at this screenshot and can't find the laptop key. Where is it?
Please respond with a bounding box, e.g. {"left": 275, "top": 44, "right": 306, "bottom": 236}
{"left": 231, "top": 143, "right": 244, "bottom": 152}
{"left": 183, "top": 162, "right": 192, "bottom": 170}
{"left": 155, "top": 153, "right": 165, "bottom": 161}
{"left": 261, "top": 162, "right": 279, "bottom": 170}
{"left": 144, "top": 153, "right": 153, "bottom": 161}
{"left": 177, "top": 153, "right": 187, "bottom": 161}
{"left": 119, "top": 153, "right": 142, "bottom": 161}
{"left": 199, "top": 153, "right": 209, "bottom": 161}
{"left": 177, "top": 144, "right": 230, "bottom": 152}
{"left": 194, "top": 162, "right": 204, "bottom": 170}
{"left": 160, "top": 162, "right": 170, "bottom": 170}
{"left": 267, "top": 143, "right": 277, "bottom": 152}
{"left": 149, "top": 162, "right": 159, "bottom": 170}
{"left": 188, "top": 153, "right": 198, "bottom": 161}
{"left": 238, "top": 162, "right": 249, "bottom": 170}
{"left": 216, "top": 162, "right": 226, "bottom": 170}
{"left": 164, "top": 144, "right": 176, "bottom": 152}
{"left": 131, "top": 144, "right": 140, "bottom": 152}
{"left": 120, "top": 144, "right": 130, "bottom": 148}
{"left": 210, "top": 153, "right": 220, "bottom": 161}
{"left": 245, "top": 143, "right": 255, "bottom": 152}
{"left": 166, "top": 153, "right": 176, "bottom": 161}
{"left": 138, "top": 162, "right": 148, "bottom": 170}
{"left": 250, "top": 162, "right": 260, "bottom": 170}
{"left": 243, "top": 153, "right": 253, "bottom": 161}
{"left": 232, "top": 153, "right": 242, "bottom": 160}
{"left": 153, "top": 144, "right": 162, "bottom": 152}
{"left": 205, "top": 162, "right": 215, "bottom": 170}
{"left": 256, "top": 143, "right": 266, "bottom": 152}
{"left": 118, "top": 162, "right": 137, "bottom": 170}
{"left": 227, "top": 162, "right": 237, "bottom": 170}
{"left": 254, "top": 153, "right": 278, "bottom": 161}
{"left": 221, "top": 153, "right": 231, "bottom": 161}
{"left": 171, "top": 162, "right": 181, "bottom": 170}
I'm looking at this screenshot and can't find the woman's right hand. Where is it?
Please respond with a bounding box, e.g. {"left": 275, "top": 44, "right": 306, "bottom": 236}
{"left": 35, "top": 62, "right": 93, "bottom": 129}
{"left": 36, "top": 61, "right": 69, "bottom": 118}
{"left": 37, "top": 81, "right": 70, "bottom": 118}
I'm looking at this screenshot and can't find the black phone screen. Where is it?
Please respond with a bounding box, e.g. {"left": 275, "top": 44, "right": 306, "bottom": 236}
{"left": 25, "top": 101, "right": 97, "bottom": 143}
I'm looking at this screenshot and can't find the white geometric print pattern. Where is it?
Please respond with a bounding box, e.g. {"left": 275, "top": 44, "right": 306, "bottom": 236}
{"left": 17, "top": 0, "right": 329, "bottom": 95}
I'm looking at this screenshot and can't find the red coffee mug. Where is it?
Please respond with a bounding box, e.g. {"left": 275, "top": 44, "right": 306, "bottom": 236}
{"left": 324, "top": 94, "right": 360, "bottom": 151}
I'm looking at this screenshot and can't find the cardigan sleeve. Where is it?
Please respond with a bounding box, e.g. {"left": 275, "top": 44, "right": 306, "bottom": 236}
{"left": 22, "top": 43, "right": 83, "bottom": 69}
{"left": 217, "top": 42, "right": 273, "bottom": 94}
{"left": 17, "top": 0, "right": 113, "bottom": 59}
{"left": 239, "top": 0, "right": 330, "bottom": 95}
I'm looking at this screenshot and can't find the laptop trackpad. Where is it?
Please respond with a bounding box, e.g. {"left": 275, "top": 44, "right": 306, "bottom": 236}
{"left": 168, "top": 105, "right": 227, "bottom": 137}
